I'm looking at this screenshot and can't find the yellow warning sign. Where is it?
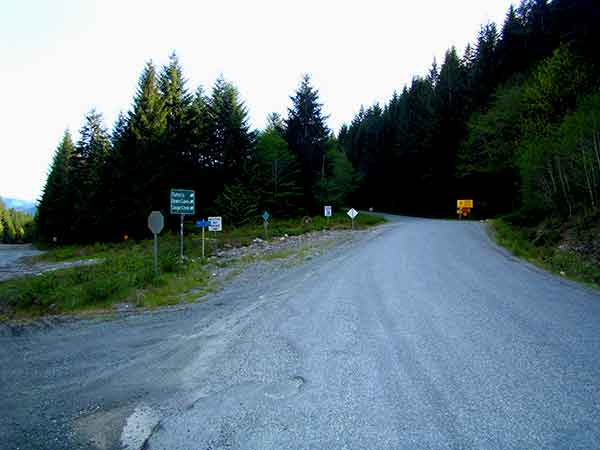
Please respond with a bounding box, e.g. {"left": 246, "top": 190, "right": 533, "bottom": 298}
{"left": 457, "top": 199, "right": 474, "bottom": 208}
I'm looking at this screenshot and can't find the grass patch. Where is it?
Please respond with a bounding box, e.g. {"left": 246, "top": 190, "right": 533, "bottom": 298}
{"left": 490, "top": 219, "right": 600, "bottom": 287}
{"left": 0, "top": 234, "right": 207, "bottom": 319}
{"left": 0, "top": 212, "right": 385, "bottom": 320}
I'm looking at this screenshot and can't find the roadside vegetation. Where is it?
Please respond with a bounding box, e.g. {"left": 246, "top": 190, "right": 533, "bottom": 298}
{"left": 491, "top": 216, "right": 600, "bottom": 287}
{"left": 0, "top": 196, "right": 34, "bottom": 243}
{"left": 0, "top": 213, "right": 384, "bottom": 321}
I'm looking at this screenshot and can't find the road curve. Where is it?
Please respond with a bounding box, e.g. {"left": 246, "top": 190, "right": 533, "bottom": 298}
{"left": 2, "top": 216, "right": 600, "bottom": 449}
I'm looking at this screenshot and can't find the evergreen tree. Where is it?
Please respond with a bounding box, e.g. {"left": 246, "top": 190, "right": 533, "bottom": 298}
{"left": 432, "top": 47, "right": 470, "bottom": 212}
{"left": 255, "top": 122, "right": 302, "bottom": 215}
{"left": 203, "top": 78, "right": 256, "bottom": 223}
{"left": 187, "top": 87, "right": 212, "bottom": 174}
{"left": 115, "top": 61, "right": 168, "bottom": 238}
{"left": 315, "top": 136, "right": 357, "bottom": 207}
{"left": 497, "top": 5, "right": 527, "bottom": 82}
{"left": 68, "top": 109, "right": 110, "bottom": 241}
{"left": 470, "top": 22, "right": 499, "bottom": 108}
{"left": 284, "top": 74, "right": 330, "bottom": 212}
{"left": 159, "top": 52, "right": 193, "bottom": 187}
{"left": 36, "top": 130, "right": 75, "bottom": 242}
{"left": 208, "top": 76, "right": 255, "bottom": 184}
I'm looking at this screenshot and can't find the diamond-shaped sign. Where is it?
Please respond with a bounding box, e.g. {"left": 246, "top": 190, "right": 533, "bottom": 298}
{"left": 262, "top": 211, "right": 270, "bottom": 222}
{"left": 347, "top": 208, "right": 358, "bottom": 219}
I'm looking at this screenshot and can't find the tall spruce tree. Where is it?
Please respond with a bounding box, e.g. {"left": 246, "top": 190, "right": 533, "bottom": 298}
{"left": 208, "top": 76, "right": 255, "bottom": 185}
{"left": 115, "top": 61, "right": 168, "bottom": 238}
{"left": 159, "top": 52, "right": 193, "bottom": 188}
{"left": 497, "top": 5, "right": 527, "bottom": 82}
{"left": 68, "top": 109, "right": 110, "bottom": 241}
{"left": 186, "top": 87, "right": 212, "bottom": 179}
{"left": 284, "top": 74, "right": 330, "bottom": 212}
{"left": 36, "top": 130, "right": 75, "bottom": 242}
{"left": 470, "top": 22, "right": 499, "bottom": 108}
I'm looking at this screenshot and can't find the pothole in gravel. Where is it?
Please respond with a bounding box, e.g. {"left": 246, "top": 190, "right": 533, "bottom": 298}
{"left": 120, "top": 404, "right": 160, "bottom": 450}
{"left": 73, "top": 404, "right": 130, "bottom": 450}
{"left": 263, "top": 376, "right": 305, "bottom": 400}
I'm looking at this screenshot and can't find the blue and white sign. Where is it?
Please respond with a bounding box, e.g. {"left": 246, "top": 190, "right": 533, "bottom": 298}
{"left": 324, "top": 205, "right": 332, "bottom": 217}
{"left": 262, "top": 211, "right": 270, "bottom": 222}
{"left": 208, "top": 216, "right": 222, "bottom": 232}
{"left": 195, "top": 219, "right": 209, "bottom": 228}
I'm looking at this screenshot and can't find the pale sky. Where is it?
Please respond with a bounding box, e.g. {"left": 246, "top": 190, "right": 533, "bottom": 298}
{"left": 1, "top": 0, "right": 514, "bottom": 202}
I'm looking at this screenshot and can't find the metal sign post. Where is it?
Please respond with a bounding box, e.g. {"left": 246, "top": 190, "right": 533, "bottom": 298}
{"left": 324, "top": 205, "right": 332, "bottom": 227}
{"left": 262, "top": 211, "right": 270, "bottom": 240}
{"left": 180, "top": 215, "right": 184, "bottom": 262}
{"left": 171, "top": 189, "right": 196, "bottom": 263}
{"left": 195, "top": 219, "right": 210, "bottom": 258}
{"left": 147, "top": 211, "right": 165, "bottom": 276}
{"left": 208, "top": 217, "right": 222, "bottom": 255}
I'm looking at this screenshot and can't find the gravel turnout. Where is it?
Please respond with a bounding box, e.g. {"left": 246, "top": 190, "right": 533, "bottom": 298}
{"left": 0, "top": 244, "right": 100, "bottom": 282}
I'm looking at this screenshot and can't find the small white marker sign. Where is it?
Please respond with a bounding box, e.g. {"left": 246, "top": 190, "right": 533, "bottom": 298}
{"left": 324, "top": 205, "right": 332, "bottom": 217}
{"left": 208, "top": 216, "right": 222, "bottom": 232}
{"left": 347, "top": 208, "right": 358, "bottom": 219}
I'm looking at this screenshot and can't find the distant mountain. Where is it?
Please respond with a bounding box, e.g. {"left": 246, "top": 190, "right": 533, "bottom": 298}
{"left": 1, "top": 196, "right": 37, "bottom": 216}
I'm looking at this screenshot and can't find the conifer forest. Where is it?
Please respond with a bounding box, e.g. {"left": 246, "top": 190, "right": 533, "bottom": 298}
{"left": 36, "top": 0, "right": 600, "bottom": 243}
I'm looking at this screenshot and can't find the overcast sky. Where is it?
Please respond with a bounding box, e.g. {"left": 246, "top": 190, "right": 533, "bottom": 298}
{"left": 1, "top": 0, "right": 514, "bottom": 201}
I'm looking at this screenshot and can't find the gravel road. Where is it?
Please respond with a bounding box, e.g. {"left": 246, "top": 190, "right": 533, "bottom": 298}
{"left": 0, "top": 244, "right": 43, "bottom": 281}
{"left": 2, "top": 215, "right": 600, "bottom": 450}
{"left": 0, "top": 244, "right": 100, "bottom": 282}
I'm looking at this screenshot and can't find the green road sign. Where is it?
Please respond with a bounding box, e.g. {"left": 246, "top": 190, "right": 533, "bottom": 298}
{"left": 170, "top": 189, "right": 195, "bottom": 215}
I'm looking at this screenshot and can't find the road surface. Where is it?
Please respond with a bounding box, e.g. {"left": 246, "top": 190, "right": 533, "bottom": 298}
{"left": 1, "top": 216, "right": 600, "bottom": 449}
{"left": 0, "top": 244, "right": 43, "bottom": 281}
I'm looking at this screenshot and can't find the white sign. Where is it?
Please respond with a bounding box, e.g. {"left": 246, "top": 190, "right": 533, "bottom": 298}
{"left": 208, "top": 216, "right": 222, "bottom": 232}
{"left": 347, "top": 208, "right": 358, "bottom": 219}
{"left": 324, "top": 205, "right": 332, "bottom": 217}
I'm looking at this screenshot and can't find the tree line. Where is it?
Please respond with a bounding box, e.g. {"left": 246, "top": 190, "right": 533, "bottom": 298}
{"left": 0, "top": 197, "right": 33, "bottom": 243}
{"left": 38, "top": 0, "right": 600, "bottom": 244}
{"left": 340, "top": 0, "right": 600, "bottom": 220}
{"left": 37, "top": 60, "right": 355, "bottom": 243}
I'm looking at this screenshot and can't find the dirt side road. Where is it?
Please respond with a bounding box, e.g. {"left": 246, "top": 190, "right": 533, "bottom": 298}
{"left": 0, "top": 244, "right": 43, "bottom": 281}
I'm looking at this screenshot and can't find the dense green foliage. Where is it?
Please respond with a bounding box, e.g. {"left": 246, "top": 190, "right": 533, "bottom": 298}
{"left": 0, "top": 197, "right": 34, "bottom": 243}
{"left": 341, "top": 0, "right": 600, "bottom": 219}
{"left": 37, "top": 55, "right": 357, "bottom": 243}
{"left": 492, "top": 218, "right": 600, "bottom": 286}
